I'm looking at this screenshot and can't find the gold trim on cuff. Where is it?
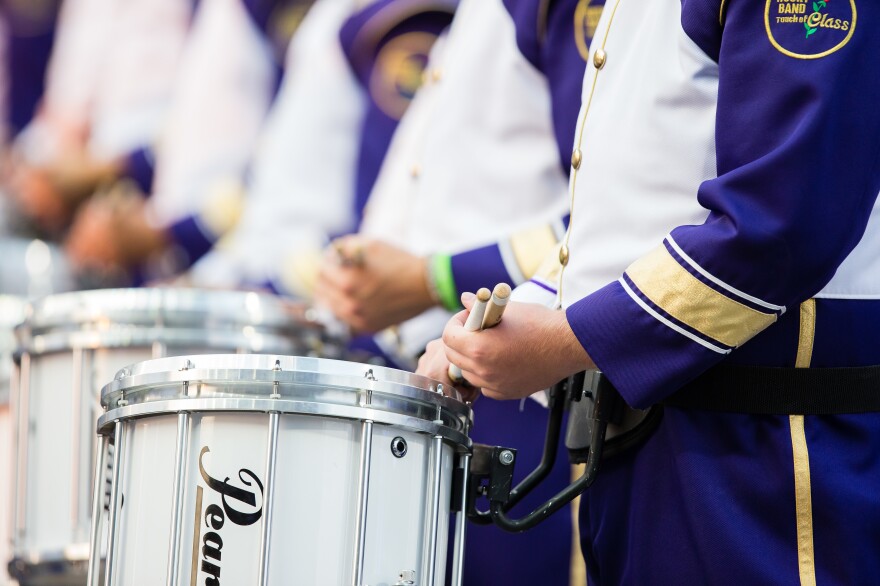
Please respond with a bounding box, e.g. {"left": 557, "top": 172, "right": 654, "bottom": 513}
{"left": 510, "top": 225, "right": 559, "bottom": 281}
{"left": 626, "top": 245, "right": 776, "bottom": 348}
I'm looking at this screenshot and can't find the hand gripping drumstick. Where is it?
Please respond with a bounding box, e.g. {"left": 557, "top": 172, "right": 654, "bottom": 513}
{"left": 447, "top": 283, "right": 510, "bottom": 384}
{"left": 448, "top": 288, "right": 491, "bottom": 383}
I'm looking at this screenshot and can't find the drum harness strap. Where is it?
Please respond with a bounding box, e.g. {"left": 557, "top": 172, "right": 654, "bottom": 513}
{"left": 664, "top": 364, "right": 880, "bottom": 415}
{"left": 467, "top": 363, "right": 880, "bottom": 533}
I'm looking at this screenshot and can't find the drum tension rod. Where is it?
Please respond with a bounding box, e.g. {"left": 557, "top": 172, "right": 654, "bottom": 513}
{"left": 466, "top": 372, "right": 625, "bottom": 533}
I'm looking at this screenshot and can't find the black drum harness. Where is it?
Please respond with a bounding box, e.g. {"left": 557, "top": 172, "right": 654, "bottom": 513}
{"left": 465, "top": 364, "right": 880, "bottom": 533}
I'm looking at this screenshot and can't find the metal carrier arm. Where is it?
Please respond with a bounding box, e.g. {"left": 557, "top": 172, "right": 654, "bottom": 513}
{"left": 467, "top": 371, "right": 624, "bottom": 533}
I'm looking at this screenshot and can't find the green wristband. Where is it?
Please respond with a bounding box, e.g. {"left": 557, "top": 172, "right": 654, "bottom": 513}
{"left": 431, "top": 253, "right": 461, "bottom": 311}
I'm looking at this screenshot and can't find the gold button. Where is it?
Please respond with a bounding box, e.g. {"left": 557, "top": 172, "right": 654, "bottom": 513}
{"left": 593, "top": 49, "right": 606, "bottom": 70}
{"left": 411, "top": 163, "right": 421, "bottom": 178}
{"left": 571, "top": 148, "right": 582, "bottom": 170}
{"left": 431, "top": 68, "right": 443, "bottom": 83}
{"left": 559, "top": 245, "right": 570, "bottom": 266}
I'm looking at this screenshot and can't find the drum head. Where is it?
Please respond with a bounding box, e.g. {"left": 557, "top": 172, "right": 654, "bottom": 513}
{"left": 100, "top": 354, "right": 472, "bottom": 449}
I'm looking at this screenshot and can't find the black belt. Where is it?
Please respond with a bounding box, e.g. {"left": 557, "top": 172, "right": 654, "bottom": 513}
{"left": 663, "top": 364, "right": 880, "bottom": 415}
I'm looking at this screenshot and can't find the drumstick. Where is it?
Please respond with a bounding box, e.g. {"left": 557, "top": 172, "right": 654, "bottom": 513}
{"left": 333, "top": 239, "right": 365, "bottom": 267}
{"left": 448, "top": 288, "right": 491, "bottom": 383}
{"left": 481, "top": 282, "right": 511, "bottom": 329}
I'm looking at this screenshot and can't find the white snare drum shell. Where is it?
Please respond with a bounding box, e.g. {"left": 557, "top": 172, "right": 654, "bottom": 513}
{"left": 112, "top": 413, "right": 454, "bottom": 585}
{"left": 99, "top": 355, "right": 468, "bottom": 586}
{"left": 1, "top": 295, "right": 25, "bottom": 586}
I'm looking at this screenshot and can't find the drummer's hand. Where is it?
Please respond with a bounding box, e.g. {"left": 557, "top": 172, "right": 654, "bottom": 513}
{"left": 315, "top": 236, "right": 436, "bottom": 334}
{"left": 416, "top": 339, "right": 480, "bottom": 403}
{"left": 66, "top": 188, "right": 166, "bottom": 270}
{"left": 6, "top": 161, "right": 75, "bottom": 232}
{"left": 442, "top": 293, "right": 593, "bottom": 400}
{"left": 44, "top": 149, "right": 122, "bottom": 202}
{"left": 13, "top": 148, "right": 123, "bottom": 209}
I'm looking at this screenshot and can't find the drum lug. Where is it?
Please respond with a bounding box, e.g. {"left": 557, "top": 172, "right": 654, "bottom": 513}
{"left": 271, "top": 359, "right": 282, "bottom": 398}
{"left": 115, "top": 369, "right": 131, "bottom": 405}
{"left": 179, "top": 360, "right": 195, "bottom": 399}
{"left": 393, "top": 569, "right": 417, "bottom": 585}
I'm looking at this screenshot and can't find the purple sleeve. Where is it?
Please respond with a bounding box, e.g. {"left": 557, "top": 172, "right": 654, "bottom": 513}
{"left": 449, "top": 214, "right": 570, "bottom": 296}
{"left": 122, "top": 147, "right": 155, "bottom": 194}
{"left": 167, "top": 215, "right": 215, "bottom": 267}
{"left": 449, "top": 245, "right": 513, "bottom": 301}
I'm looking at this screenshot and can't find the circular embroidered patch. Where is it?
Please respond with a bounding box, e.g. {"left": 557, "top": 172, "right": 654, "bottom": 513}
{"left": 369, "top": 32, "right": 434, "bottom": 120}
{"left": 765, "top": 0, "right": 857, "bottom": 59}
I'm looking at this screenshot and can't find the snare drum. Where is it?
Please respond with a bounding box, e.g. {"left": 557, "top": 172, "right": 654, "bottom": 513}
{"left": 11, "top": 289, "right": 341, "bottom": 585}
{"left": 90, "top": 355, "right": 471, "bottom": 586}
{"left": 1, "top": 296, "right": 26, "bottom": 586}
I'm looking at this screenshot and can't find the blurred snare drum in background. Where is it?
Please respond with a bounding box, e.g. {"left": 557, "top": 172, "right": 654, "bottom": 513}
{"left": 0, "top": 237, "right": 73, "bottom": 299}
{"left": 9, "top": 288, "right": 344, "bottom": 585}
{"left": 1, "top": 296, "right": 26, "bottom": 586}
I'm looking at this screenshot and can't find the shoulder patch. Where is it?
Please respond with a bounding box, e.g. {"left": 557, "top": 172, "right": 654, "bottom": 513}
{"left": 369, "top": 32, "right": 435, "bottom": 120}
{"left": 765, "top": 0, "right": 856, "bottom": 59}
{"left": 574, "top": 0, "right": 602, "bottom": 62}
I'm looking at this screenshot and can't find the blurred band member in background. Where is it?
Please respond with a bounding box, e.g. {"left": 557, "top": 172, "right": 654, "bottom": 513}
{"left": 5, "top": 0, "right": 194, "bottom": 235}
{"left": 188, "top": 0, "right": 456, "bottom": 298}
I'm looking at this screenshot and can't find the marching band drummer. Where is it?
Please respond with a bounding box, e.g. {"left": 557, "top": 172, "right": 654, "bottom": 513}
{"left": 419, "top": 0, "right": 880, "bottom": 584}
{"left": 62, "top": 0, "right": 296, "bottom": 281}
{"left": 315, "top": 0, "right": 604, "bottom": 583}
{"left": 71, "top": 0, "right": 454, "bottom": 285}
{"left": 187, "top": 0, "right": 456, "bottom": 296}
{"left": 5, "top": 0, "right": 194, "bottom": 234}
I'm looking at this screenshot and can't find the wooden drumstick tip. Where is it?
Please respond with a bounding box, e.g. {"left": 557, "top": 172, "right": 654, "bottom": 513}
{"left": 493, "top": 282, "right": 511, "bottom": 300}
{"left": 332, "top": 237, "right": 366, "bottom": 267}
{"left": 482, "top": 282, "right": 511, "bottom": 329}
{"left": 463, "top": 288, "right": 491, "bottom": 332}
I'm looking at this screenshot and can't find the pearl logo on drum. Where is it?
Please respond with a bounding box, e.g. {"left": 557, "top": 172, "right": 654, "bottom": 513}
{"left": 198, "top": 446, "right": 265, "bottom": 526}
{"left": 191, "top": 446, "right": 266, "bottom": 585}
